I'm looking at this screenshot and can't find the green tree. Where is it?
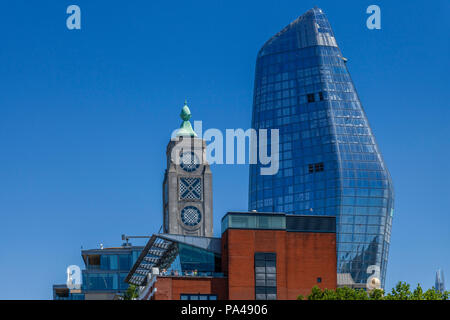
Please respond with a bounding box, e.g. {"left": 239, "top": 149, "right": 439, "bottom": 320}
{"left": 411, "top": 283, "right": 424, "bottom": 300}
{"left": 123, "top": 284, "right": 139, "bottom": 300}
{"left": 335, "top": 286, "right": 370, "bottom": 300}
{"left": 423, "top": 287, "right": 446, "bottom": 300}
{"left": 368, "top": 288, "right": 384, "bottom": 300}
{"left": 385, "top": 281, "right": 412, "bottom": 300}
{"left": 304, "top": 286, "right": 372, "bottom": 300}
{"left": 300, "top": 281, "right": 449, "bottom": 300}
{"left": 305, "top": 286, "right": 325, "bottom": 300}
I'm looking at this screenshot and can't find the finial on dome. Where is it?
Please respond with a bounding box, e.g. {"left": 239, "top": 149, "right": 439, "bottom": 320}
{"left": 176, "top": 99, "right": 197, "bottom": 137}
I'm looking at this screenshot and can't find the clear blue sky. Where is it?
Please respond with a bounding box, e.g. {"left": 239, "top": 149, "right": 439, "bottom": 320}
{"left": 0, "top": 0, "right": 448, "bottom": 299}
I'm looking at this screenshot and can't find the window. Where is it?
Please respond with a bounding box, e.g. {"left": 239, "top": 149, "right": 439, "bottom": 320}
{"left": 315, "top": 162, "right": 324, "bottom": 172}
{"left": 85, "top": 273, "right": 118, "bottom": 290}
{"left": 180, "top": 152, "right": 200, "bottom": 172}
{"left": 176, "top": 243, "right": 221, "bottom": 274}
{"left": 119, "top": 273, "right": 129, "bottom": 290}
{"left": 100, "top": 255, "right": 118, "bottom": 270}
{"left": 317, "top": 277, "right": 322, "bottom": 283}
{"left": 222, "top": 214, "right": 286, "bottom": 234}
{"left": 180, "top": 206, "right": 202, "bottom": 227}
{"left": 319, "top": 91, "right": 324, "bottom": 101}
{"left": 308, "top": 162, "right": 324, "bottom": 173}
{"left": 180, "top": 294, "right": 217, "bottom": 300}
{"left": 179, "top": 177, "right": 202, "bottom": 200}
{"left": 132, "top": 250, "right": 141, "bottom": 265}
{"left": 119, "top": 255, "right": 131, "bottom": 271}
{"left": 255, "top": 252, "right": 277, "bottom": 300}
{"left": 87, "top": 255, "right": 100, "bottom": 268}
{"left": 307, "top": 93, "right": 315, "bottom": 103}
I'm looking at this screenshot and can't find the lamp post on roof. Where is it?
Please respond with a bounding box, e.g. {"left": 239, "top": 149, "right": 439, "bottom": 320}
{"left": 121, "top": 234, "right": 152, "bottom": 247}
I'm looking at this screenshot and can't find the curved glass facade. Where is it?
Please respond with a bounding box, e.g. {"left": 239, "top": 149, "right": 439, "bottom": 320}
{"left": 248, "top": 7, "right": 394, "bottom": 287}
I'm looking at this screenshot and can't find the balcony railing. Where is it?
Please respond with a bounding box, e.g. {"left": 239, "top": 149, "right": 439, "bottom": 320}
{"left": 159, "top": 270, "right": 225, "bottom": 278}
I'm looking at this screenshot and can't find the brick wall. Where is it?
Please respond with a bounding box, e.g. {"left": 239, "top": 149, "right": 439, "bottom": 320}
{"left": 153, "top": 276, "right": 227, "bottom": 300}
{"left": 222, "top": 229, "right": 336, "bottom": 299}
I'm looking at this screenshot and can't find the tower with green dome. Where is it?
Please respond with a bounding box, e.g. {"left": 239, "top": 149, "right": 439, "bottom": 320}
{"left": 162, "top": 101, "right": 213, "bottom": 237}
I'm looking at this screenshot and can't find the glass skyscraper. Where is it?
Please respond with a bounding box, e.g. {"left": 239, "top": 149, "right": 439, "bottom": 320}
{"left": 435, "top": 269, "right": 445, "bottom": 293}
{"left": 249, "top": 7, "right": 394, "bottom": 287}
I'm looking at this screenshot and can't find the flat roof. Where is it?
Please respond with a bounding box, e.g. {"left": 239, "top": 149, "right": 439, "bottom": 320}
{"left": 52, "top": 284, "right": 68, "bottom": 290}
{"left": 222, "top": 211, "right": 336, "bottom": 234}
{"left": 81, "top": 245, "right": 144, "bottom": 255}
{"left": 221, "top": 211, "right": 285, "bottom": 221}
{"left": 81, "top": 245, "right": 144, "bottom": 266}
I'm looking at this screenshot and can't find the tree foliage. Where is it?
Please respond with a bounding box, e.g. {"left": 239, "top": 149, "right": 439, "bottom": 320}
{"left": 298, "top": 282, "right": 449, "bottom": 300}
{"left": 123, "top": 284, "right": 139, "bottom": 300}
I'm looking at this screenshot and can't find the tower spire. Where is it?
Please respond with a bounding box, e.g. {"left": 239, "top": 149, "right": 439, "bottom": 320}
{"left": 176, "top": 100, "right": 197, "bottom": 137}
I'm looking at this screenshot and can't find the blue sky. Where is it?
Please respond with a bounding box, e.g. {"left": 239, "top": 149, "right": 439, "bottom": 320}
{"left": 0, "top": 0, "right": 449, "bottom": 299}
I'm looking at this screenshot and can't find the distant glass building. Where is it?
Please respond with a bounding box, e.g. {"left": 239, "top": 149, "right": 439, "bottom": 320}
{"left": 435, "top": 269, "right": 445, "bottom": 293}
{"left": 249, "top": 7, "right": 394, "bottom": 287}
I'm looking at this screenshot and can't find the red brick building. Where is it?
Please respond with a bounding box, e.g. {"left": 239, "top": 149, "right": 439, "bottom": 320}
{"left": 126, "top": 212, "right": 336, "bottom": 300}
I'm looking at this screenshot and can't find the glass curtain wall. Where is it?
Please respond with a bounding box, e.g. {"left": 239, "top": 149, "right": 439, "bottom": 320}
{"left": 248, "top": 7, "right": 394, "bottom": 286}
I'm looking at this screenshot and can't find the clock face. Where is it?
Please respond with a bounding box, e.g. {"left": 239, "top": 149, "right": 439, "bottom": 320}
{"left": 180, "top": 206, "right": 202, "bottom": 227}
{"left": 179, "top": 151, "right": 200, "bottom": 172}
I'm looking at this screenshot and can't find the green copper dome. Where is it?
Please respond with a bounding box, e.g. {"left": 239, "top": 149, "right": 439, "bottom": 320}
{"left": 176, "top": 100, "right": 197, "bottom": 137}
